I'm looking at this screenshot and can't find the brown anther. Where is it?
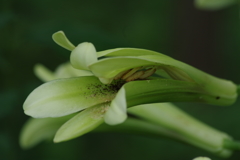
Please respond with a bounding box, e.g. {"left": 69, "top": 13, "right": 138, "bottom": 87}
{"left": 121, "top": 67, "right": 142, "bottom": 80}
{"left": 114, "top": 70, "right": 130, "bottom": 80}
{"left": 125, "top": 71, "right": 144, "bottom": 81}
{"left": 139, "top": 68, "right": 156, "bottom": 79}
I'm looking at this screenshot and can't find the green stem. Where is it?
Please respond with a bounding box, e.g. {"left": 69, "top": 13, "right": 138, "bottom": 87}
{"left": 224, "top": 139, "right": 240, "bottom": 150}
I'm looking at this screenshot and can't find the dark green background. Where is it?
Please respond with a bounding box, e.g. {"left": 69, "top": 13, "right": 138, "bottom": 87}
{"left": 1, "top": 0, "right": 240, "bottom": 159}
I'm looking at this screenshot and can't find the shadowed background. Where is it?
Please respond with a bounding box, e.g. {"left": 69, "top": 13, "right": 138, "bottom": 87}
{"left": 1, "top": 0, "right": 240, "bottom": 159}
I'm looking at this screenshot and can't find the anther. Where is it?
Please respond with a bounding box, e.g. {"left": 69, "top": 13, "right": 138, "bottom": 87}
{"left": 114, "top": 70, "right": 130, "bottom": 80}
{"left": 121, "top": 67, "right": 142, "bottom": 80}
{"left": 125, "top": 71, "right": 144, "bottom": 82}
{"left": 139, "top": 68, "right": 156, "bottom": 79}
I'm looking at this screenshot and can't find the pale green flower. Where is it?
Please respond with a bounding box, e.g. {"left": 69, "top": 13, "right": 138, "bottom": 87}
{"left": 193, "top": 157, "right": 211, "bottom": 160}
{"left": 21, "top": 31, "right": 238, "bottom": 152}
{"left": 194, "top": 0, "right": 237, "bottom": 10}
{"left": 34, "top": 62, "right": 93, "bottom": 82}
{"left": 128, "top": 103, "right": 234, "bottom": 158}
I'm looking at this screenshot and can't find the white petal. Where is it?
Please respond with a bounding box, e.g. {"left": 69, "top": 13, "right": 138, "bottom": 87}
{"left": 54, "top": 104, "right": 107, "bottom": 142}
{"left": 70, "top": 42, "right": 97, "bottom": 70}
{"left": 104, "top": 87, "right": 127, "bottom": 125}
{"left": 34, "top": 64, "right": 56, "bottom": 82}
{"left": 20, "top": 114, "right": 74, "bottom": 149}
{"left": 24, "top": 77, "right": 111, "bottom": 118}
{"left": 54, "top": 62, "right": 93, "bottom": 78}
{"left": 52, "top": 31, "right": 75, "bottom": 51}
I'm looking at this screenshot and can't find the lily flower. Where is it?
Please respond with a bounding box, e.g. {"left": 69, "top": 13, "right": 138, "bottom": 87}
{"left": 21, "top": 98, "right": 240, "bottom": 158}
{"left": 194, "top": 0, "right": 236, "bottom": 10}
{"left": 22, "top": 31, "right": 238, "bottom": 144}
{"left": 34, "top": 62, "right": 93, "bottom": 82}
{"left": 193, "top": 157, "right": 211, "bottom": 160}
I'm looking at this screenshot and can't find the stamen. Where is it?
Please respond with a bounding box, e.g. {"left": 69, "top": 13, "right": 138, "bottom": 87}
{"left": 125, "top": 71, "right": 144, "bottom": 82}
{"left": 139, "top": 68, "right": 156, "bottom": 79}
{"left": 113, "top": 66, "right": 156, "bottom": 82}
{"left": 114, "top": 69, "right": 130, "bottom": 80}
{"left": 163, "top": 67, "right": 194, "bottom": 82}
{"left": 121, "top": 67, "right": 142, "bottom": 80}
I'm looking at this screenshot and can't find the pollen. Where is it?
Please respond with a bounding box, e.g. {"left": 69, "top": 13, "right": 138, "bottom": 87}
{"left": 91, "top": 103, "right": 110, "bottom": 119}
{"left": 84, "top": 79, "right": 125, "bottom": 101}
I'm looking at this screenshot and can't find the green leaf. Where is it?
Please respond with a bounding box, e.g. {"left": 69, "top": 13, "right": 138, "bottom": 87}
{"left": 128, "top": 103, "right": 233, "bottom": 158}
{"left": 24, "top": 76, "right": 116, "bottom": 118}
{"left": 104, "top": 87, "right": 127, "bottom": 125}
{"left": 20, "top": 114, "right": 74, "bottom": 149}
{"left": 52, "top": 31, "right": 75, "bottom": 51}
{"left": 70, "top": 42, "right": 98, "bottom": 70}
{"left": 54, "top": 104, "right": 106, "bottom": 142}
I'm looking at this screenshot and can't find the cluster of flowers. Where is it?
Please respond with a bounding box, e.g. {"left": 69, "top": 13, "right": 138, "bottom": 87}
{"left": 20, "top": 31, "right": 239, "bottom": 159}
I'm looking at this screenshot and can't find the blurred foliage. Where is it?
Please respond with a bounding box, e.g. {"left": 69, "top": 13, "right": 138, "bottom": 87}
{"left": 1, "top": 0, "right": 240, "bottom": 159}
